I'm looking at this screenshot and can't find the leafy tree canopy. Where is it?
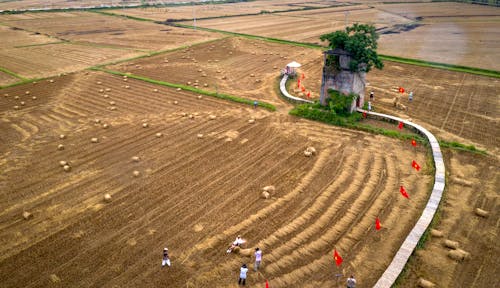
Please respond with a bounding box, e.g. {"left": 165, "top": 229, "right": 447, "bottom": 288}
{"left": 320, "top": 23, "right": 383, "bottom": 72}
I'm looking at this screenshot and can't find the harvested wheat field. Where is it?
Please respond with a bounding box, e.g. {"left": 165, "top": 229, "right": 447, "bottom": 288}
{"left": 0, "top": 11, "right": 221, "bottom": 51}
{"left": 0, "top": 69, "right": 433, "bottom": 287}
{"left": 108, "top": 0, "right": 340, "bottom": 22}
{"left": 0, "top": 0, "right": 208, "bottom": 11}
{"left": 107, "top": 37, "right": 324, "bottom": 106}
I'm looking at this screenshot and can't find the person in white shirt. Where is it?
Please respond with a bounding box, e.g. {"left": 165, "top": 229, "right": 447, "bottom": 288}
{"left": 347, "top": 275, "right": 356, "bottom": 288}
{"left": 227, "top": 235, "right": 245, "bottom": 253}
{"left": 238, "top": 263, "right": 248, "bottom": 286}
{"left": 254, "top": 248, "right": 262, "bottom": 271}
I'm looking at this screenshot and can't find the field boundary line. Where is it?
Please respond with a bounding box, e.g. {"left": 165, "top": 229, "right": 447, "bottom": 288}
{"left": 13, "top": 41, "right": 67, "bottom": 48}
{"left": 0, "top": 66, "right": 27, "bottom": 81}
{"left": 92, "top": 67, "right": 276, "bottom": 111}
{"left": 357, "top": 108, "right": 446, "bottom": 288}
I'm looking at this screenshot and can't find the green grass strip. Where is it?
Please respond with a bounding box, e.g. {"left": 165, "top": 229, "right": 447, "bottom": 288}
{"left": 91, "top": 37, "right": 226, "bottom": 69}
{"left": 0, "top": 66, "right": 27, "bottom": 81}
{"left": 93, "top": 67, "right": 276, "bottom": 111}
{"left": 438, "top": 139, "right": 486, "bottom": 155}
{"left": 380, "top": 54, "right": 500, "bottom": 78}
{"left": 171, "top": 23, "right": 323, "bottom": 49}
{"left": 0, "top": 77, "right": 47, "bottom": 89}
{"left": 14, "top": 41, "right": 67, "bottom": 48}
{"left": 91, "top": 10, "right": 155, "bottom": 22}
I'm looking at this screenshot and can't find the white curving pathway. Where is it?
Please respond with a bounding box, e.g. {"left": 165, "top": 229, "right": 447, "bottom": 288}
{"left": 279, "top": 74, "right": 446, "bottom": 287}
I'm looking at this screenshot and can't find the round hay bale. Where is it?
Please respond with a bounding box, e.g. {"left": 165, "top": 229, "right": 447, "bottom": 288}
{"left": 255, "top": 79, "right": 261, "bottom": 83}
{"left": 222, "top": 75, "right": 227, "bottom": 80}
{"left": 14, "top": 105, "right": 20, "bottom": 110}
{"left": 180, "top": 112, "right": 187, "bottom": 117}
{"left": 103, "top": 94, "right": 109, "bottom": 98}
{"left": 4, "top": 93, "right": 9, "bottom": 97}
{"left": 105, "top": 88, "right": 111, "bottom": 92}
{"left": 123, "top": 75, "right": 127, "bottom": 78}
{"left": 188, "top": 114, "right": 194, "bottom": 119}
{"left": 447, "top": 249, "right": 470, "bottom": 261}
{"left": 262, "top": 185, "right": 275, "bottom": 192}
{"left": 187, "top": 81, "right": 192, "bottom": 85}
{"left": 95, "top": 119, "right": 101, "bottom": 124}
{"left": 203, "top": 83, "right": 208, "bottom": 87}
{"left": 59, "top": 134, "right": 66, "bottom": 139}
{"left": 263, "top": 59, "right": 267, "bottom": 62}
{"left": 132, "top": 156, "right": 140, "bottom": 162}
{"left": 197, "top": 134, "right": 204, "bottom": 139}
{"left": 173, "top": 101, "right": 179, "bottom": 105}
{"left": 57, "top": 144, "right": 65, "bottom": 151}
{"left": 109, "top": 106, "right": 117, "bottom": 111}
{"left": 123, "top": 78, "right": 128, "bottom": 82}
{"left": 14, "top": 96, "right": 19, "bottom": 100}
{"left": 49, "top": 79, "right": 54, "bottom": 83}
{"left": 142, "top": 123, "right": 149, "bottom": 128}
{"left": 430, "top": 229, "right": 444, "bottom": 238}
{"left": 133, "top": 170, "right": 140, "bottom": 177}
{"left": 102, "top": 124, "right": 109, "bottom": 129}
{"left": 103, "top": 193, "right": 112, "bottom": 203}
{"left": 209, "top": 115, "right": 216, "bottom": 120}
{"left": 197, "top": 95, "right": 202, "bottom": 99}
{"left": 176, "top": 88, "right": 182, "bottom": 91}
{"left": 201, "top": 73, "right": 207, "bottom": 77}
{"left": 261, "top": 191, "right": 270, "bottom": 199}
{"left": 248, "top": 119, "right": 255, "bottom": 124}
{"left": 475, "top": 208, "right": 489, "bottom": 218}
{"left": 32, "top": 96, "right": 38, "bottom": 100}
{"left": 418, "top": 278, "right": 436, "bottom": 288}
{"left": 109, "top": 101, "right": 116, "bottom": 105}
{"left": 63, "top": 165, "right": 71, "bottom": 172}
{"left": 304, "top": 150, "right": 313, "bottom": 157}
{"left": 273, "top": 66, "right": 277, "bottom": 69}
{"left": 97, "top": 81, "right": 102, "bottom": 85}
{"left": 49, "top": 274, "right": 61, "bottom": 283}
{"left": 250, "top": 73, "right": 255, "bottom": 77}
{"left": 20, "top": 101, "right": 25, "bottom": 106}
{"left": 155, "top": 132, "right": 163, "bottom": 138}
{"left": 197, "top": 69, "right": 203, "bottom": 72}
{"left": 153, "top": 89, "right": 158, "bottom": 92}
{"left": 443, "top": 239, "right": 459, "bottom": 250}
{"left": 306, "top": 146, "right": 317, "bottom": 155}
{"left": 125, "top": 85, "right": 130, "bottom": 89}
{"left": 99, "top": 89, "right": 104, "bottom": 93}
{"left": 91, "top": 137, "right": 99, "bottom": 143}
{"left": 25, "top": 91, "right": 30, "bottom": 95}
{"left": 59, "top": 160, "right": 67, "bottom": 167}
{"left": 22, "top": 211, "right": 33, "bottom": 220}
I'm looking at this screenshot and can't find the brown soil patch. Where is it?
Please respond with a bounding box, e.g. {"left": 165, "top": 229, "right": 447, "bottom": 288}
{"left": 0, "top": 70, "right": 432, "bottom": 287}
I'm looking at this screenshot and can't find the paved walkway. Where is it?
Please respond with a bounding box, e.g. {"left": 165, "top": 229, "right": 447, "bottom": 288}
{"left": 359, "top": 109, "right": 446, "bottom": 288}
{"left": 279, "top": 76, "right": 446, "bottom": 287}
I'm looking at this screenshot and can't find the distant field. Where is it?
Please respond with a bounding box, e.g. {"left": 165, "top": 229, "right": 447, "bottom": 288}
{"left": 107, "top": 0, "right": 340, "bottom": 22}
{"left": 0, "top": 11, "right": 220, "bottom": 51}
{"left": 0, "top": 0, "right": 207, "bottom": 11}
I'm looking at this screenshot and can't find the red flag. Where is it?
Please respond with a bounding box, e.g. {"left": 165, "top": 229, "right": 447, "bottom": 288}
{"left": 400, "top": 186, "right": 409, "bottom": 198}
{"left": 375, "top": 217, "right": 381, "bottom": 230}
{"left": 362, "top": 111, "right": 367, "bottom": 118}
{"left": 333, "top": 249, "right": 343, "bottom": 266}
{"left": 411, "top": 139, "right": 417, "bottom": 147}
{"left": 297, "top": 79, "right": 301, "bottom": 88}
{"left": 306, "top": 91, "right": 311, "bottom": 98}
{"left": 301, "top": 86, "right": 306, "bottom": 92}
{"left": 399, "top": 87, "right": 405, "bottom": 93}
{"left": 301, "top": 73, "right": 305, "bottom": 79}
{"left": 412, "top": 160, "right": 421, "bottom": 171}
{"left": 398, "top": 122, "right": 403, "bottom": 129}
{"left": 265, "top": 280, "right": 269, "bottom": 288}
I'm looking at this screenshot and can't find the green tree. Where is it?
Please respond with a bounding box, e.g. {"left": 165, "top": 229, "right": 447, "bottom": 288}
{"left": 320, "top": 23, "right": 383, "bottom": 72}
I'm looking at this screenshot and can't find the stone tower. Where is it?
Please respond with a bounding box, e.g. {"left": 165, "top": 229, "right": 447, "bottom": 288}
{"left": 319, "top": 48, "right": 366, "bottom": 113}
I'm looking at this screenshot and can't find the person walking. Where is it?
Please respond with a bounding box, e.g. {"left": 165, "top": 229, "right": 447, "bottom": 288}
{"left": 253, "top": 100, "right": 258, "bottom": 109}
{"left": 369, "top": 91, "right": 374, "bottom": 101}
{"left": 347, "top": 275, "right": 356, "bottom": 288}
{"left": 368, "top": 101, "right": 372, "bottom": 112}
{"left": 408, "top": 91, "right": 413, "bottom": 101}
{"left": 162, "top": 248, "right": 171, "bottom": 267}
{"left": 254, "top": 248, "right": 262, "bottom": 271}
{"left": 238, "top": 264, "right": 248, "bottom": 286}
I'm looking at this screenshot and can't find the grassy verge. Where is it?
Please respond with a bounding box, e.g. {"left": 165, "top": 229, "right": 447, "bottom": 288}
{"left": 91, "top": 10, "right": 155, "bottom": 22}
{"left": 439, "top": 139, "right": 486, "bottom": 155}
{"left": 0, "top": 67, "right": 27, "bottom": 81}
{"left": 92, "top": 67, "right": 276, "bottom": 111}
{"left": 0, "top": 77, "right": 47, "bottom": 89}
{"left": 14, "top": 41, "right": 67, "bottom": 48}
{"left": 289, "top": 102, "right": 427, "bottom": 143}
{"left": 380, "top": 55, "right": 500, "bottom": 78}
{"left": 91, "top": 37, "right": 227, "bottom": 69}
